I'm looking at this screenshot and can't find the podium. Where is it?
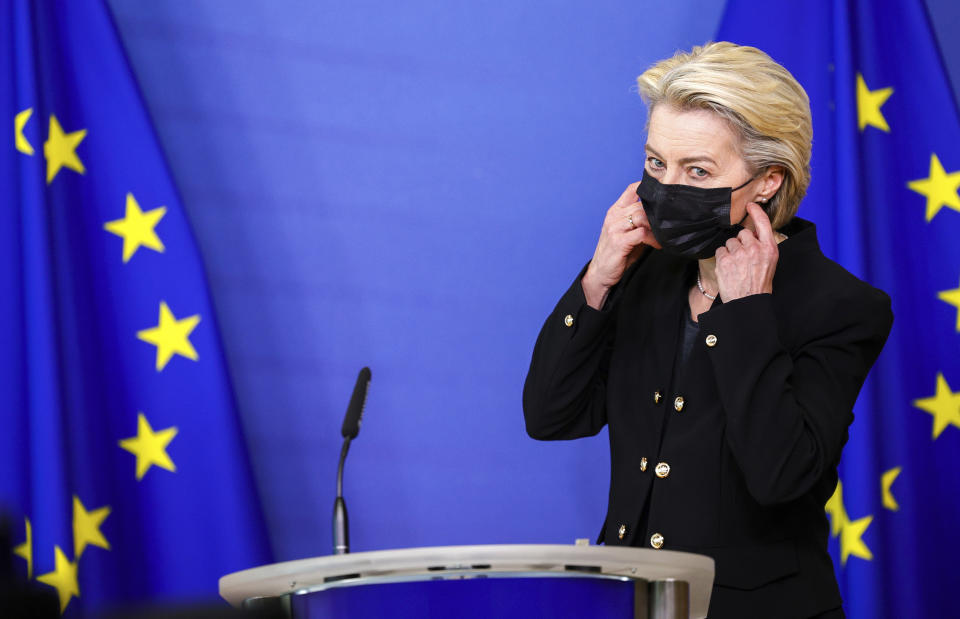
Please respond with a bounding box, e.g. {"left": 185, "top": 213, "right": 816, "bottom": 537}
{"left": 220, "top": 544, "right": 715, "bottom": 618}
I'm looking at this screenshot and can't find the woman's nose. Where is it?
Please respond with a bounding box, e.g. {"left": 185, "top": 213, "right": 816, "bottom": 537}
{"left": 662, "top": 169, "right": 685, "bottom": 185}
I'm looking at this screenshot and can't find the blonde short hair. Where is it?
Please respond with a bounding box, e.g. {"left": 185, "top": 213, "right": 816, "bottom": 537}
{"left": 636, "top": 42, "right": 812, "bottom": 228}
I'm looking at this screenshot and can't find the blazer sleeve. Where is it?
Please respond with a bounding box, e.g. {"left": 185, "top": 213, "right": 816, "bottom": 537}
{"left": 522, "top": 261, "right": 628, "bottom": 440}
{"left": 697, "top": 289, "right": 893, "bottom": 506}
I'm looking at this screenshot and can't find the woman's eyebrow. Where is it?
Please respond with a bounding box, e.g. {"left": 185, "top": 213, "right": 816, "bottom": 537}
{"left": 678, "top": 155, "right": 718, "bottom": 167}
{"left": 644, "top": 145, "right": 718, "bottom": 167}
{"left": 644, "top": 145, "right": 665, "bottom": 160}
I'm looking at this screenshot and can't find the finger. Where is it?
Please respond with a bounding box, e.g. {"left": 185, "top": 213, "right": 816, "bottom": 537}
{"left": 621, "top": 207, "right": 645, "bottom": 234}
{"left": 603, "top": 203, "right": 629, "bottom": 230}
{"left": 631, "top": 204, "right": 652, "bottom": 228}
{"left": 725, "top": 237, "right": 741, "bottom": 253}
{"left": 737, "top": 228, "right": 758, "bottom": 246}
{"left": 624, "top": 225, "right": 661, "bottom": 249}
{"left": 715, "top": 246, "right": 728, "bottom": 261}
{"left": 614, "top": 205, "right": 654, "bottom": 235}
{"left": 614, "top": 182, "right": 641, "bottom": 208}
{"left": 747, "top": 202, "right": 775, "bottom": 244}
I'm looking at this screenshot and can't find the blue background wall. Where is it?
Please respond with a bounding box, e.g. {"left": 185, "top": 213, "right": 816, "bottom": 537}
{"left": 104, "top": 0, "right": 960, "bottom": 564}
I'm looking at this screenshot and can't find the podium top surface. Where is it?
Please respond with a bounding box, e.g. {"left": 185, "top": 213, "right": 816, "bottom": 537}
{"left": 220, "top": 544, "right": 715, "bottom": 618}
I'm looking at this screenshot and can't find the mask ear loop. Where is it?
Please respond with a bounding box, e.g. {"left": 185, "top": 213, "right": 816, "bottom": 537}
{"left": 731, "top": 173, "right": 758, "bottom": 192}
{"left": 731, "top": 173, "right": 760, "bottom": 225}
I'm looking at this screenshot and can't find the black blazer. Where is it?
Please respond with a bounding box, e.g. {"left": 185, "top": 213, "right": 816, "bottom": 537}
{"left": 523, "top": 218, "right": 892, "bottom": 619}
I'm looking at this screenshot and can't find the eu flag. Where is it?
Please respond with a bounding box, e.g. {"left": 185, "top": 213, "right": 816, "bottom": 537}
{"left": 1, "top": 0, "right": 271, "bottom": 615}
{"left": 718, "top": 1, "right": 960, "bottom": 617}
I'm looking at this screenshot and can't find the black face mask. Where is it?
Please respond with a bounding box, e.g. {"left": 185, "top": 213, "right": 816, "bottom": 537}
{"left": 636, "top": 169, "right": 757, "bottom": 259}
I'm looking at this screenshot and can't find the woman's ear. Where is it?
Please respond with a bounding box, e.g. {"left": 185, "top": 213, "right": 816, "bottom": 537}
{"left": 761, "top": 165, "right": 785, "bottom": 198}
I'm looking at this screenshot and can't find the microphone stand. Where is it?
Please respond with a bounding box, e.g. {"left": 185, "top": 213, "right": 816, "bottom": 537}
{"left": 333, "top": 437, "right": 351, "bottom": 554}
{"left": 332, "top": 366, "right": 370, "bottom": 556}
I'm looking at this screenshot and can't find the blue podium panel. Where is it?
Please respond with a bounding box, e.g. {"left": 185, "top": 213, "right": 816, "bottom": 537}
{"left": 290, "top": 576, "right": 637, "bottom": 618}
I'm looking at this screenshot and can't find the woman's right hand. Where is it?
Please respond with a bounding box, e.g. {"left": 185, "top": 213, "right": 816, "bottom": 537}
{"left": 581, "top": 183, "right": 661, "bottom": 310}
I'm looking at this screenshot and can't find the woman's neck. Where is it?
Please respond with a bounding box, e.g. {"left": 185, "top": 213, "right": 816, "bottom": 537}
{"left": 697, "top": 257, "right": 718, "bottom": 297}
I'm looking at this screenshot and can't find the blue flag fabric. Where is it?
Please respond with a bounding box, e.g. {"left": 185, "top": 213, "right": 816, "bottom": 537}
{"left": 1, "top": 0, "right": 271, "bottom": 615}
{"left": 717, "top": 1, "right": 959, "bottom": 617}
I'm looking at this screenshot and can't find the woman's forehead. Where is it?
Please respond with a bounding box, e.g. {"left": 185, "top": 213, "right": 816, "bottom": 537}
{"left": 646, "top": 105, "right": 739, "bottom": 162}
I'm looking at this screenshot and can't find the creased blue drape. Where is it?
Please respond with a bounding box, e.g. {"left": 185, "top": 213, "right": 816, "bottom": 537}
{"left": 1, "top": 1, "right": 271, "bottom": 615}
{"left": 718, "top": 1, "right": 960, "bottom": 617}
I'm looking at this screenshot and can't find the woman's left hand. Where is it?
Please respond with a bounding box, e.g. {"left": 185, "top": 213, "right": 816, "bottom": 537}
{"left": 715, "top": 203, "right": 779, "bottom": 302}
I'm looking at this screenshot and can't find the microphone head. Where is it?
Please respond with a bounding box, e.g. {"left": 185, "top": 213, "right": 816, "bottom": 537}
{"left": 341, "top": 367, "right": 371, "bottom": 439}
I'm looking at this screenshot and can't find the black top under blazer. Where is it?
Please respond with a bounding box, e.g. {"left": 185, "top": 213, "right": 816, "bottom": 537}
{"left": 523, "top": 218, "right": 893, "bottom": 619}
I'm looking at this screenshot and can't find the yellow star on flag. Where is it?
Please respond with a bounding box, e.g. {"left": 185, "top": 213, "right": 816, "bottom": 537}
{"left": 104, "top": 193, "right": 167, "bottom": 263}
{"left": 118, "top": 412, "right": 178, "bottom": 481}
{"left": 825, "top": 480, "right": 848, "bottom": 536}
{"left": 43, "top": 114, "right": 87, "bottom": 184}
{"left": 73, "top": 495, "right": 111, "bottom": 559}
{"left": 840, "top": 514, "right": 874, "bottom": 565}
{"left": 13, "top": 517, "right": 32, "bottom": 578}
{"left": 913, "top": 373, "right": 960, "bottom": 439}
{"left": 824, "top": 480, "right": 874, "bottom": 566}
{"left": 938, "top": 277, "right": 960, "bottom": 332}
{"left": 881, "top": 466, "right": 902, "bottom": 511}
{"left": 36, "top": 546, "right": 79, "bottom": 613}
{"left": 137, "top": 301, "right": 200, "bottom": 371}
{"left": 908, "top": 153, "right": 960, "bottom": 221}
{"left": 856, "top": 73, "right": 893, "bottom": 132}
{"left": 15, "top": 107, "right": 34, "bottom": 155}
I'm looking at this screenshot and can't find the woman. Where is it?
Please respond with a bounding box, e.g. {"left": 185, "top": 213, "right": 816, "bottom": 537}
{"left": 522, "top": 42, "right": 892, "bottom": 619}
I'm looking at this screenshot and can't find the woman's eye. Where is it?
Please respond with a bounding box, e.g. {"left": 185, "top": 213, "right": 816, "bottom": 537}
{"left": 647, "top": 157, "right": 664, "bottom": 169}
{"left": 691, "top": 167, "right": 708, "bottom": 178}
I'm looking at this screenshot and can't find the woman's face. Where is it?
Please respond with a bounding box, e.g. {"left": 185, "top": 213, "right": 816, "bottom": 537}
{"left": 644, "top": 105, "right": 782, "bottom": 230}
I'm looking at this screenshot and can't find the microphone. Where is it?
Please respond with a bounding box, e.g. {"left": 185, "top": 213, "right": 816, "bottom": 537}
{"left": 333, "top": 367, "right": 371, "bottom": 555}
{"left": 341, "top": 367, "right": 370, "bottom": 440}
